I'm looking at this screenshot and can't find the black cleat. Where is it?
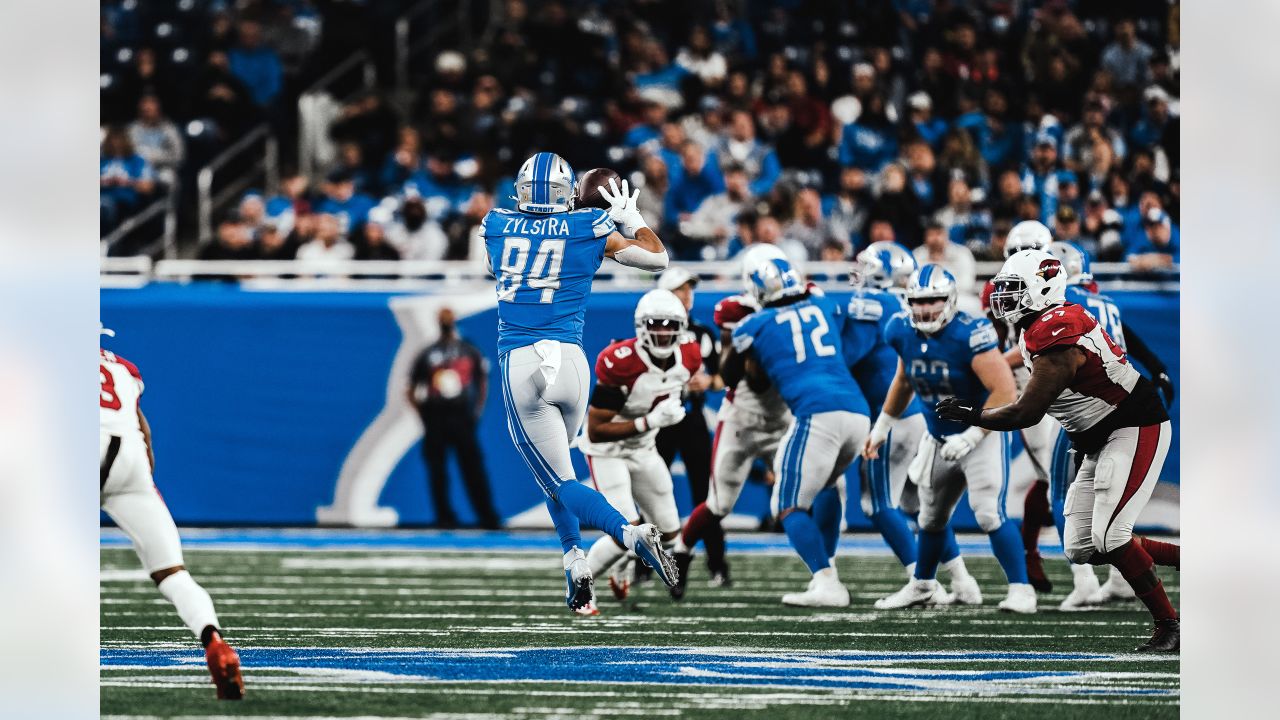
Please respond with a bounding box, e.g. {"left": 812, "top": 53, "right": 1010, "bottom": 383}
{"left": 1025, "top": 551, "right": 1053, "bottom": 593}
{"left": 669, "top": 552, "right": 693, "bottom": 600}
{"left": 1135, "top": 618, "right": 1180, "bottom": 653}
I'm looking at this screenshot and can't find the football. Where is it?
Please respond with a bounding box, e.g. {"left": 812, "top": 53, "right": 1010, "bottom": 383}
{"left": 576, "top": 167, "right": 621, "bottom": 210}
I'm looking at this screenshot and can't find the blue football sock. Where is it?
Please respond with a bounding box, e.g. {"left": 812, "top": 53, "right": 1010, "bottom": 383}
{"left": 940, "top": 525, "right": 960, "bottom": 564}
{"left": 988, "top": 521, "right": 1029, "bottom": 584}
{"left": 870, "top": 508, "right": 918, "bottom": 567}
{"left": 555, "top": 480, "right": 628, "bottom": 546}
{"left": 780, "top": 511, "right": 831, "bottom": 574}
{"left": 810, "top": 485, "right": 843, "bottom": 559}
{"left": 544, "top": 497, "right": 582, "bottom": 553}
{"left": 916, "top": 529, "right": 947, "bottom": 580}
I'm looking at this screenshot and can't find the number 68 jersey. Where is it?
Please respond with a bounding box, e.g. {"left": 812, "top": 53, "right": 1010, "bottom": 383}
{"left": 482, "top": 206, "right": 617, "bottom": 355}
{"left": 883, "top": 310, "right": 1000, "bottom": 438}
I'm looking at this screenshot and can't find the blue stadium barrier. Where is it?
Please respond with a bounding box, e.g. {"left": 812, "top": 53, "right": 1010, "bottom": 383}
{"left": 101, "top": 283, "right": 1178, "bottom": 528}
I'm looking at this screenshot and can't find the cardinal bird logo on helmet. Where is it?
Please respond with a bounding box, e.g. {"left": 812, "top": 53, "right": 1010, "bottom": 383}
{"left": 1037, "top": 258, "right": 1062, "bottom": 280}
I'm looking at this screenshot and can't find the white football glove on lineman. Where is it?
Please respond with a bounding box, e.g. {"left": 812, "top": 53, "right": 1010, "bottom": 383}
{"left": 636, "top": 396, "right": 686, "bottom": 432}
{"left": 939, "top": 426, "right": 987, "bottom": 461}
{"left": 599, "top": 177, "right": 648, "bottom": 236}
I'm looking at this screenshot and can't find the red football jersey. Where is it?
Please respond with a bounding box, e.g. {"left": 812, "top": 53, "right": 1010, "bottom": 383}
{"left": 583, "top": 337, "right": 700, "bottom": 457}
{"left": 1018, "top": 303, "right": 1140, "bottom": 433}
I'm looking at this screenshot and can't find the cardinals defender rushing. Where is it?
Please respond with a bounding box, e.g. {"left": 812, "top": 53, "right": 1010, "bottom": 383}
{"left": 482, "top": 152, "right": 678, "bottom": 612}
{"left": 868, "top": 265, "right": 1037, "bottom": 614}
{"left": 99, "top": 330, "right": 244, "bottom": 699}
{"left": 835, "top": 242, "right": 980, "bottom": 602}
{"left": 938, "top": 249, "right": 1179, "bottom": 652}
{"left": 576, "top": 289, "right": 702, "bottom": 613}
{"left": 721, "top": 245, "right": 871, "bottom": 608}
{"left": 671, "top": 248, "right": 795, "bottom": 599}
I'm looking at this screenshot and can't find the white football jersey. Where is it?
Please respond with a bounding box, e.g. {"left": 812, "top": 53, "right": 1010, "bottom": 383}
{"left": 100, "top": 348, "right": 144, "bottom": 439}
{"left": 579, "top": 337, "right": 700, "bottom": 458}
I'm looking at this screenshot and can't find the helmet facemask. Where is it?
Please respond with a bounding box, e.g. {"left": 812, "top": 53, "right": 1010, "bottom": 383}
{"left": 637, "top": 316, "right": 686, "bottom": 359}
{"left": 988, "top": 275, "right": 1032, "bottom": 324}
{"left": 907, "top": 292, "right": 957, "bottom": 334}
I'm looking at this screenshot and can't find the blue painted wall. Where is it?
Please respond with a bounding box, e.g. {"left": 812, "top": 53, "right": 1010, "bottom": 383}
{"left": 101, "top": 283, "right": 1178, "bottom": 527}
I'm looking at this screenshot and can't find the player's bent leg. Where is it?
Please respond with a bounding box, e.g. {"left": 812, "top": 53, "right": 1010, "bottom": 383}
{"left": 962, "top": 433, "right": 1035, "bottom": 613}
{"left": 863, "top": 432, "right": 918, "bottom": 570}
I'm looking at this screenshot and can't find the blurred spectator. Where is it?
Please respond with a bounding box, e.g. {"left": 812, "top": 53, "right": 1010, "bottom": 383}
{"left": 126, "top": 95, "right": 184, "bottom": 184}
{"left": 869, "top": 163, "right": 922, "bottom": 248}
{"left": 404, "top": 150, "right": 477, "bottom": 222}
{"left": 937, "top": 128, "right": 989, "bottom": 192}
{"left": 913, "top": 222, "right": 976, "bottom": 293}
{"left": 838, "top": 94, "right": 898, "bottom": 171}
{"left": 1127, "top": 208, "right": 1180, "bottom": 270}
{"left": 191, "top": 51, "right": 260, "bottom": 141}
{"left": 675, "top": 26, "right": 727, "bottom": 87}
{"left": 355, "top": 214, "right": 402, "bottom": 261}
{"left": 332, "top": 142, "right": 375, "bottom": 196}
{"left": 624, "top": 101, "right": 669, "bottom": 148}
{"left": 1131, "top": 86, "right": 1178, "bottom": 157}
{"left": 818, "top": 238, "right": 848, "bottom": 262}
{"left": 256, "top": 221, "right": 299, "bottom": 261}
{"left": 198, "top": 213, "right": 256, "bottom": 261}
{"left": 1053, "top": 204, "right": 1089, "bottom": 254}
{"left": 238, "top": 193, "right": 268, "bottom": 236}
{"left": 636, "top": 154, "right": 670, "bottom": 231}
{"left": 1063, "top": 100, "right": 1126, "bottom": 173}
{"left": 991, "top": 168, "right": 1025, "bottom": 221}
{"left": 1081, "top": 190, "right": 1124, "bottom": 259}
{"left": 331, "top": 94, "right": 401, "bottom": 173}
{"left": 100, "top": 127, "right": 156, "bottom": 234}
{"left": 227, "top": 20, "right": 283, "bottom": 107}
{"left": 266, "top": 171, "right": 313, "bottom": 233}
{"left": 713, "top": 110, "right": 781, "bottom": 195}
{"left": 903, "top": 141, "right": 943, "bottom": 212}
{"left": 316, "top": 169, "right": 377, "bottom": 235}
{"left": 908, "top": 92, "right": 948, "bottom": 149}
{"left": 783, "top": 188, "right": 833, "bottom": 259}
{"left": 680, "top": 163, "right": 752, "bottom": 257}
{"left": 753, "top": 214, "right": 807, "bottom": 266}
{"left": 297, "top": 214, "right": 355, "bottom": 264}
{"left": 823, "top": 167, "right": 871, "bottom": 251}
{"left": 972, "top": 218, "right": 1013, "bottom": 262}
{"left": 936, "top": 177, "right": 992, "bottom": 249}
{"left": 381, "top": 127, "right": 425, "bottom": 193}
{"left": 1100, "top": 19, "right": 1153, "bottom": 91}
{"left": 1020, "top": 132, "right": 1061, "bottom": 224}
{"left": 387, "top": 197, "right": 448, "bottom": 261}
{"left": 667, "top": 141, "right": 725, "bottom": 234}
{"left": 1057, "top": 170, "right": 1083, "bottom": 216}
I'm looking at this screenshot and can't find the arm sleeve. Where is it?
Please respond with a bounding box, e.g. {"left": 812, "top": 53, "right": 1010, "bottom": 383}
{"left": 1120, "top": 324, "right": 1166, "bottom": 375}
{"left": 590, "top": 383, "right": 626, "bottom": 411}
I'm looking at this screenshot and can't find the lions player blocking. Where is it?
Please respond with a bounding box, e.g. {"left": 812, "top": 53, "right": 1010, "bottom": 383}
{"left": 939, "top": 249, "right": 1179, "bottom": 651}
{"left": 671, "top": 256, "right": 793, "bottom": 598}
{"left": 721, "top": 246, "right": 870, "bottom": 607}
{"left": 482, "top": 153, "right": 678, "bottom": 612}
{"left": 100, "top": 329, "right": 244, "bottom": 699}
{"left": 578, "top": 289, "right": 701, "bottom": 612}
{"left": 834, "top": 242, "right": 979, "bottom": 601}
{"left": 868, "top": 265, "right": 1037, "bottom": 613}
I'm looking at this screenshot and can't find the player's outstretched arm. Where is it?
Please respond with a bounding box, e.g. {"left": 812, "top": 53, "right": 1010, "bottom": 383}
{"left": 599, "top": 178, "right": 669, "bottom": 271}
{"left": 939, "top": 347, "right": 1080, "bottom": 431}
{"left": 864, "top": 358, "right": 916, "bottom": 459}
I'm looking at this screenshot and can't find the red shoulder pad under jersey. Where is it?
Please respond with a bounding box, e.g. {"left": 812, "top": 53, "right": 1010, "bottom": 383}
{"left": 678, "top": 340, "right": 702, "bottom": 375}
{"left": 979, "top": 279, "right": 995, "bottom": 312}
{"left": 101, "top": 348, "right": 143, "bottom": 381}
{"left": 1022, "top": 303, "right": 1096, "bottom": 357}
{"left": 595, "top": 338, "right": 647, "bottom": 388}
{"left": 713, "top": 294, "right": 758, "bottom": 329}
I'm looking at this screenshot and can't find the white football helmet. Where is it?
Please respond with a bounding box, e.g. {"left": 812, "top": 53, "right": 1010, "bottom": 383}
{"left": 905, "top": 264, "right": 959, "bottom": 334}
{"left": 634, "top": 289, "right": 688, "bottom": 359}
{"left": 851, "top": 240, "right": 917, "bottom": 289}
{"left": 741, "top": 243, "right": 804, "bottom": 306}
{"left": 1047, "top": 240, "right": 1092, "bottom": 285}
{"left": 1004, "top": 219, "right": 1053, "bottom": 257}
{"left": 515, "top": 152, "right": 576, "bottom": 214}
{"left": 989, "top": 249, "right": 1068, "bottom": 325}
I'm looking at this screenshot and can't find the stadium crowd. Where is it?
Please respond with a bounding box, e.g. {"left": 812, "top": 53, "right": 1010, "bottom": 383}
{"left": 104, "top": 1, "right": 1181, "bottom": 275}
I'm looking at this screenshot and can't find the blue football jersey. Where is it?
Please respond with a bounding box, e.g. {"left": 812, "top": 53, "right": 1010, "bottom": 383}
{"left": 884, "top": 310, "right": 1000, "bottom": 437}
{"left": 731, "top": 293, "right": 869, "bottom": 417}
{"left": 1064, "top": 285, "right": 1127, "bottom": 350}
{"left": 838, "top": 288, "right": 923, "bottom": 419}
{"left": 482, "top": 207, "right": 616, "bottom": 354}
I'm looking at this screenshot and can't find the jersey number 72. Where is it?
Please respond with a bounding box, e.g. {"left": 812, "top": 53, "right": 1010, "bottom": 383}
{"left": 775, "top": 306, "right": 837, "bottom": 363}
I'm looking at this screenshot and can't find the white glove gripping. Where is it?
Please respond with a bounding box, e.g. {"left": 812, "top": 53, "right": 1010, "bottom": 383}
{"left": 599, "top": 177, "right": 648, "bottom": 235}
{"left": 940, "top": 426, "right": 987, "bottom": 462}
{"left": 868, "top": 412, "right": 900, "bottom": 452}
{"left": 635, "top": 396, "right": 686, "bottom": 433}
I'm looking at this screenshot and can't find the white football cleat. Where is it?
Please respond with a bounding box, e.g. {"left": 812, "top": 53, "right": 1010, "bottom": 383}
{"left": 562, "top": 547, "right": 595, "bottom": 612}
{"left": 1099, "top": 567, "right": 1136, "bottom": 603}
{"left": 781, "top": 570, "right": 850, "bottom": 608}
{"left": 998, "top": 583, "right": 1038, "bottom": 614}
{"left": 948, "top": 573, "right": 983, "bottom": 605}
{"left": 1059, "top": 566, "right": 1105, "bottom": 611}
{"left": 874, "top": 578, "right": 949, "bottom": 610}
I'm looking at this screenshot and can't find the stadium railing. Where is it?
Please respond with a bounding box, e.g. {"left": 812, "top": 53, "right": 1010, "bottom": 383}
{"left": 99, "top": 259, "right": 1179, "bottom": 293}
{"left": 297, "top": 50, "right": 378, "bottom": 182}
{"left": 196, "top": 124, "right": 279, "bottom": 246}
{"left": 100, "top": 179, "right": 180, "bottom": 258}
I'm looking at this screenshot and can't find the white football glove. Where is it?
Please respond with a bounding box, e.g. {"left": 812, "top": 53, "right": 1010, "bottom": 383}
{"left": 939, "top": 426, "right": 986, "bottom": 461}
{"left": 637, "top": 396, "right": 686, "bottom": 432}
{"left": 598, "top": 177, "right": 648, "bottom": 235}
